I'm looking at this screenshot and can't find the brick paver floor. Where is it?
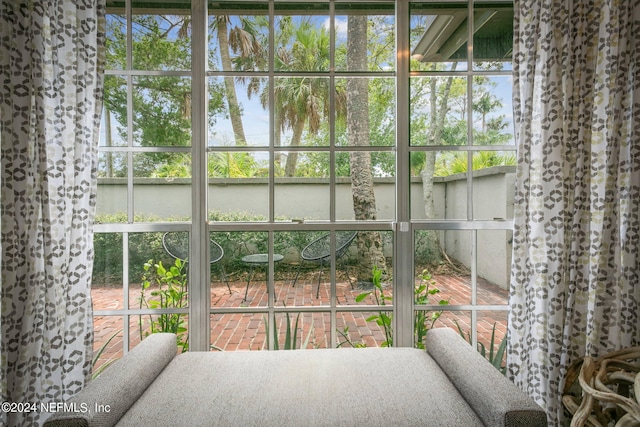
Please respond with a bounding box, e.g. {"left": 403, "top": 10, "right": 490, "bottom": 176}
{"left": 91, "top": 274, "right": 509, "bottom": 373}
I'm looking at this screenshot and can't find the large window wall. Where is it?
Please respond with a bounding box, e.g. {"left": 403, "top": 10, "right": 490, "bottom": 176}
{"left": 93, "top": 0, "right": 513, "bottom": 364}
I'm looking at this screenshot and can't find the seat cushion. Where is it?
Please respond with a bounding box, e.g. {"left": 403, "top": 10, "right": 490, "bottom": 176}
{"left": 116, "top": 347, "right": 483, "bottom": 427}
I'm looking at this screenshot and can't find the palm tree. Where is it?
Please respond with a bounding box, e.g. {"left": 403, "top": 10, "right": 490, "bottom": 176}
{"left": 473, "top": 84, "right": 502, "bottom": 132}
{"left": 208, "top": 152, "right": 265, "bottom": 178}
{"left": 258, "top": 18, "right": 333, "bottom": 176}
{"left": 212, "top": 16, "right": 264, "bottom": 146}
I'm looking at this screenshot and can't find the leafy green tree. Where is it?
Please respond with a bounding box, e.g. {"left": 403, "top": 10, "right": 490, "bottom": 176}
{"left": 104, "top": 14, "right": 194, "bottom": 177}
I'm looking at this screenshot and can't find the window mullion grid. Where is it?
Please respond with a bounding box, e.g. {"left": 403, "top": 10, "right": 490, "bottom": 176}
{"left": 97, "top": 0, "right": 513, "bottom": 353}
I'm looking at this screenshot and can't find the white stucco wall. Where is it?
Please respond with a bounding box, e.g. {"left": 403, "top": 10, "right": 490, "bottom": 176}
{"left": 97, "top": 166, "right": 515, "bottom": 288}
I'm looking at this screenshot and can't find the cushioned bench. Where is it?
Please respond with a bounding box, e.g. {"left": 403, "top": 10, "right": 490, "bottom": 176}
{"left": 44, "top": 328, "right": 547, "bottom": 426}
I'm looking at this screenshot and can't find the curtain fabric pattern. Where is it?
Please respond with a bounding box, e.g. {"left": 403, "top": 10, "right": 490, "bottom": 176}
{"left": 508, "top": 0, "right": 640, "bottom": 424}
{"left": 0, "top": 1, "right": 105, "bottom": 426}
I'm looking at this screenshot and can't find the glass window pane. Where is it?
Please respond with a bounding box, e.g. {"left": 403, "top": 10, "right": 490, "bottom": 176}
{"left": 441, "top": 229, "right": 472, "bottom": 280}
{"left": 132, "top": 76, "right": 192, "bottom": 147}
{"left": 208, "top": 10, "right": 269, "bottom": 72}
{"left": 415, "top": 229, "right": 472, "bottom": 305}
{"left": 472, "top": 154, "right": 515, "bottom": 220}
{"left": 276, "top": 230, "right": 325, "bottom": 306}
{"left": 281, "top": 231, "right": 363, "bottom": 307}
{"left": 92, "top": 317, "right": 124, "bottom": 375}
{"left": 210, "top": 313, "right": 266, "bottom": 351}
{"left": 305, "top": 312, "right": 332, "bottom": 349}
{"left": 208, "top": 151, "right": 269, "bottom": 179}
{"left": 335, "top": 152, "right": 395, "bottom": 221}
{"left": 208, "top": 151, "right": 269, "bottom": 221}
{"left": 93, "top": 232, "right": 124, "bottom": 294}
{"left": 410, "top": 3, "right": 469, "bottom": 71}
{"left": 275, "top": 150, "right": 330, "bottom": 178}
{"left": 209, "top": 76, "right": 269, "bottom": 147}
{"left": 133, "top": 153, "right": 191, "bottom": 221}
{"left": 472, "top": 5, "right": 513, "bottom": 71}
{"left": 336, "top": 230, "right": 391, "bottom": 299}
{"left": 210, "top": 231, "right": 270, "bottom": 307}
{"left": 274, "top": 7, "right": 330, "bottom": 73}
{"left": 472, "top": 76, "right": 514, "bottom": 146}
{"left": 336, "top": 77, "right": 395, "bottom": 147}
{"left": 106, "top": 14, "right": 126, "bottom": 70}
{"left": 98, "top": 151, "right": 128, "bottom": 179}
{"left": 273, "top": 312, "right": 330, "bottom": 349}
{"left": 336, "top": 311, "right": 392, "bottom": 348}
{"left": 477, "top": 311, "right": 508, "bottom": 373}
{"left": 97, "top": 152, "right": 128, "bottom": 219}
{"left": 410, "top": 76, "right": 468, "bottom": 146}
{"left": 334, "top": 4, "right": 395, "bottom": 72}
{"left": 274, "top": 77, "right": 331, "bottom": 148}
{"left": 128, "top": 232, "right": 176, "bottom": 304}
{"left": 337, "top": 231, "right": 392, "bottom": 307}
{"left": 275, "top": 152, "right": 330, "bottom": 220}
{"left": 410, "top": 151, "right": 468, "bottom": 220}
{"left": 132, "top": 14, "right": 191, "bottom": 71}
{"left": 477, "top": 230, "right": 512, "bottom": 299}
{"left": 414, "top": 270, "right": 452, "bottom": 348}
{"left": 102, "top": 75, "right": 128, "bottom": 147}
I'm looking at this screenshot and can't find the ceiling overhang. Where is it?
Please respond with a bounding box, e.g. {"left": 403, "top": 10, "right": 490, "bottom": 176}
{"left": 412, "top": 6, "right": 513, "bottom": 62}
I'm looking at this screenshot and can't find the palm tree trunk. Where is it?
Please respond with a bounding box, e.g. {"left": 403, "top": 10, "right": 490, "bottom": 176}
{"left": 284, "top": 119, "right": 305, "bottom": 176}
{"left": 217, "top": 17, "right": 247, "bottom": 146}
{"left": 347, "top": 15, "right": 387, "bottom": 282}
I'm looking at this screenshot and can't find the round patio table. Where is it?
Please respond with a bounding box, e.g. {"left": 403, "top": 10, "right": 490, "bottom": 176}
{"left": 241, "top": 253, "right": 284, "bottom": 301}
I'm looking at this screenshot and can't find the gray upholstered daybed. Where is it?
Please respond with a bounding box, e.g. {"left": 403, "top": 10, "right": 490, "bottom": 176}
{"left": 44, "top": 328, "right": 547, "bottom": 426}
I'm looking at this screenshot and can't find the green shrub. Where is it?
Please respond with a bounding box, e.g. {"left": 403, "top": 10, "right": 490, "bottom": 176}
{"left": 93, "top": 211, "right": 396, "bottom": 286}
{"left": 138, "top": 258, "right": 189, "bottom": 352}
{"left": 337, "top": 267, "right": 448, "bottom": 348}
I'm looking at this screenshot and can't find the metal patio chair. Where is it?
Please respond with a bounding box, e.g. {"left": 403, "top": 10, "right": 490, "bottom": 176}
{"left": 291, "top": 231, "right": 357, "bottom": 298}
{"left": 162, "top": 232, "right": 231, "bottom": 294}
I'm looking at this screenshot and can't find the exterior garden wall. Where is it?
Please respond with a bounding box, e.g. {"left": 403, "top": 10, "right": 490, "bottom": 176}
{"left": 97, "top": 166, "right": 515, "bottom": 289}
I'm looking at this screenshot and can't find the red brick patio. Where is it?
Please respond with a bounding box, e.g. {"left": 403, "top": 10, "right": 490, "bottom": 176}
{"left": 91, "top": 274, "right": 509, "bottom": 373}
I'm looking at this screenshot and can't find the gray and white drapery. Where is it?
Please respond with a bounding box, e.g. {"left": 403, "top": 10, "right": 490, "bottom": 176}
{"left": 508, "top": 0, "right": 640, "bottom": 425}
{"left": 0, "top": 1, "right": 105, "bottom": 426}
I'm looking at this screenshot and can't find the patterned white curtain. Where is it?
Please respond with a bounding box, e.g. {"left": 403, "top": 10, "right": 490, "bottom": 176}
{"left": 0, "top": 1, "right": 105, "bottom": 426}
{"left": 508, "top": 0, "right": 640, "bottom": 425}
